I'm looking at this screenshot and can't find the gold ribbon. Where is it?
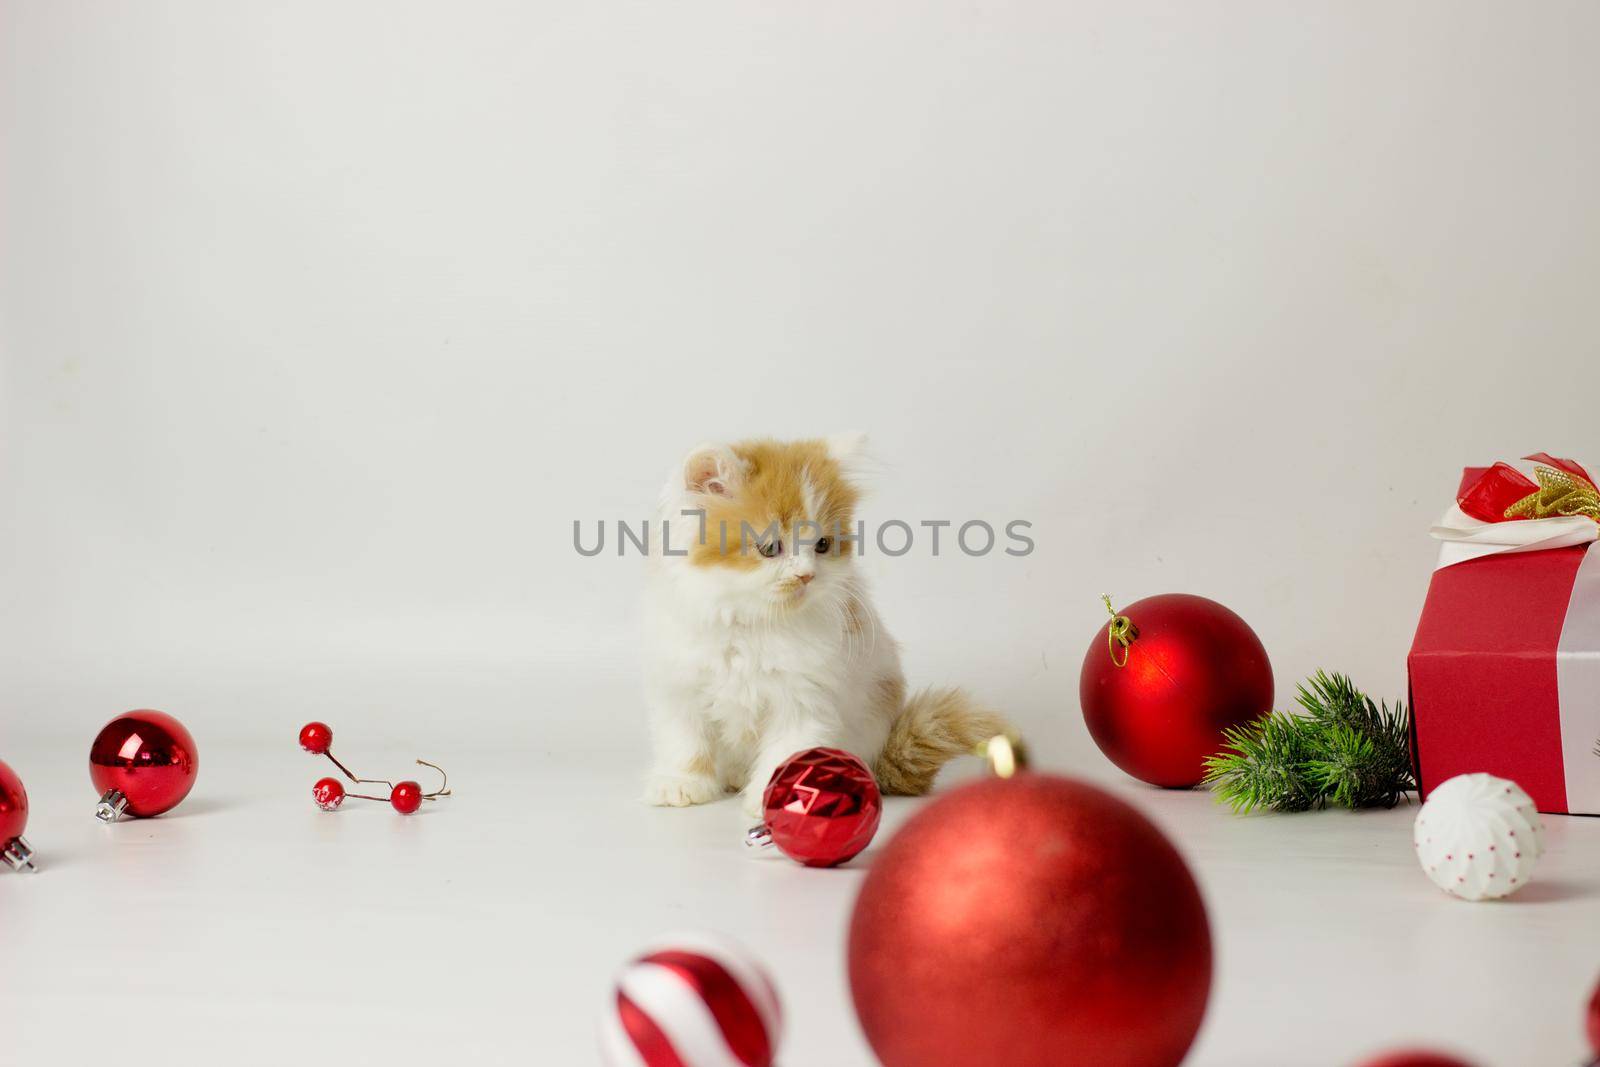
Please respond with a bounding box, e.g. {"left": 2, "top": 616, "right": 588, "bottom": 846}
{"left": 1503, "top": 465, "right": 1600, "bottom": 523}
{"left": 1102, "top": 594, "right": 1139, "bottom": 668}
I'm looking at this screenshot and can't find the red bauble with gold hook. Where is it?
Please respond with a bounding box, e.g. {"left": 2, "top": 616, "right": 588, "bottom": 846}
{"left": 1080, "top": 594, "right": 1273, "bottom": 788}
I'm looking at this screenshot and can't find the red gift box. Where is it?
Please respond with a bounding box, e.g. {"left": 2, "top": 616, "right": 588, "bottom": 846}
{"left": 1409, "top": 462, "right": 1600, "bottom": 815}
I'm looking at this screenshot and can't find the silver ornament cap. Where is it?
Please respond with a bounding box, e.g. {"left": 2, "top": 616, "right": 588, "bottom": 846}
{"left": 2, "top": 835, "right": 36, "bottom": 872}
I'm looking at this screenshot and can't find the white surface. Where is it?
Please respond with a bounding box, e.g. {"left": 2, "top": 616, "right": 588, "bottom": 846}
{"left": 5, "top": 2, "right": 1600, "bottom": 717}
{"left": 2, "top": 711, "right": 1598, "bottom": 1066}
{"left": 5, "top": 4, "right": 1600, "bottom": 1066}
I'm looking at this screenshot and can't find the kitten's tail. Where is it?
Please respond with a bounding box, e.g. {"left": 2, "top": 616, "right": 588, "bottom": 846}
{"left": 874, "top": 687, "right": 1010, "bottom": 795}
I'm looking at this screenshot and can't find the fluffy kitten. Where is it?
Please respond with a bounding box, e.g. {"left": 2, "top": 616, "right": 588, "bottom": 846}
{"left": 642, "top": 434, "right": 1005, "bottom": 817}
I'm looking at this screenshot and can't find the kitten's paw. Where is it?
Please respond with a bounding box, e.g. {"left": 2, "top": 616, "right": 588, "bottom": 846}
{"left": 644, "top": 774, "right": 723, "bottom": 808}
{"left": 740, "top": 785, "right": 766, "bottom": 819}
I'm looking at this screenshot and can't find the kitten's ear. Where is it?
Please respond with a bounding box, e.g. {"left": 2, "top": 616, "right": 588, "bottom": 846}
{"left": 825, "top": 432, "right": 874, "bottom": 483}
{"left": 826, "top": 432, "right": 868, "bottom": 462}
{"left": 681, "top": 443, "right": 742, "bottom": 497}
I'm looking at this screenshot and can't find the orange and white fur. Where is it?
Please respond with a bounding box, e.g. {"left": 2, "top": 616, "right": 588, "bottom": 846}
{"left": 643, "top": 435, "right": 1005, "bottom": 817}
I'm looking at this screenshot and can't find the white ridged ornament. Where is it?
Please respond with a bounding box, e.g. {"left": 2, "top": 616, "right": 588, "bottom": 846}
{"left": 600, "top": 932, "right": 782, "bottom": 1067}
{"left": 1413, "top": 773, "right": 1544, "bottom": 901}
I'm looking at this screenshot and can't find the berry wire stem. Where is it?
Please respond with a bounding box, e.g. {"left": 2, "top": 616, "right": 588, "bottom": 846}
{"left": 321, "top": 750, "right": 394, "bottom": 790}
{"left": 338, "top": 760, "right": 450, "bottom": 806}
{"left": 418, "top": 759, "right": 451, "bottom": 799}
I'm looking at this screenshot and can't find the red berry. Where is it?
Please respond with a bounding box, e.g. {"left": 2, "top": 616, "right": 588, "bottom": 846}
{"left": 390, "top": 781, "right": 423, "bottom": 814}
{"left": 312, "top": 777, "right": 345, "bottom": 811}
{"left": 298, "top": 722, "right": 333, "bottom": 755}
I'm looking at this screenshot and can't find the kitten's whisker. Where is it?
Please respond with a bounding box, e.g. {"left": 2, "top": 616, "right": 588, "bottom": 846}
{"left": 829, "top": 597, "right": 855, "bottom": 662}
{"left": 845, "top": 582, "right": 879, "bottom": 656}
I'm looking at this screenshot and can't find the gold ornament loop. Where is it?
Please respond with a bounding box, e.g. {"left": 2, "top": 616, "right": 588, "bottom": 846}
{"left": 1503, "top": 465, "right": 1600, "bottom": 524}
{"left": 1102, "top": 594, "right": 1139, "bottom": 668}
{"left": 976, "top": 732, "right": 1030, "bottom": 779}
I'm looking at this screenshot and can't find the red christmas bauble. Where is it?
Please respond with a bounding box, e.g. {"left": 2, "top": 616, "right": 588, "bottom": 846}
{"left": 89, "top": 710, "right": 199, "bottom": 819}
{"left": 1353, "top": 1053, "right": 1478, "bottom": 1067}
{"left": 755, "top": 747, "right": 881, "bottom": 867}
{"left": 390, "top": 781, "right": 423, "bottom": 814}
{"left": 298, "top": 721, "right": 333, "bottom": 755}
{"left": 601, "top": 933, "right": 782, "bottom": 1067}
{"left": 0, "top": 759, "right": 34, "bottom": 871}
{"left": 1080, "top": 593, "right": 1273, "bottom": 787}
{"left": 1587, "top": 973, "right": 1600, "bottom": 1057}
{"left": 849, "top": 774, "right": 1211, "bottom": 1067}
{"left": 0, "top": 760, "right": 27, "bottom": 846}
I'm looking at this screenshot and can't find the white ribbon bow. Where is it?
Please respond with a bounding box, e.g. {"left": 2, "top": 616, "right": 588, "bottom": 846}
{"left": 1430, "top": 457, "right": 1600, "bottom": 570}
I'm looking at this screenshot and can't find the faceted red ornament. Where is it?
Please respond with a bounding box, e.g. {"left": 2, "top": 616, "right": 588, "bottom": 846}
{"left": 89, "top": 710, "right": 200, "bottom": 820}
{"left": 749, "top": 747, "right": 881, "bottom": 867}
{"left": 0, "top": 759, "right": 36, "bottom": 872}
{"left": 312, "top": 777, "right": 346, "bottom": 811}
{"left": 298, "top": 721, "right": 333, "bottom": 755}
{"left": 390, "top": 781, "right": 423, "bottom": 814}
{"left": 849, "top": 773, "right": 1211, "bottom": 1067}
{"left": 1352, "top": 1053, "right": 1479, "bottom": 1067}
{"left": 1080, "top": 593, "right": 1273, "bottom": 787}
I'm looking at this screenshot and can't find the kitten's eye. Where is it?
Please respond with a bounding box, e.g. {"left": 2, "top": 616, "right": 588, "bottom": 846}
{"left": 815, "top": 537, "right": 831, "bottom": 554}
{"left": 758, "top": 538, "right": 782, "bottom": 558}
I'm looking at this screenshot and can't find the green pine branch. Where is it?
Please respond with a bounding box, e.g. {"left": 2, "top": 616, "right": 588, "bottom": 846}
{"left": 1203, "top": 671, "right": 1416, "bottom": 814}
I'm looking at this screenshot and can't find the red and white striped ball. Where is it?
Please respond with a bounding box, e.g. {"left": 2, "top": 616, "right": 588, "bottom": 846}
{"left": 601, "top": 933, "right": 782, "bottom": 1067}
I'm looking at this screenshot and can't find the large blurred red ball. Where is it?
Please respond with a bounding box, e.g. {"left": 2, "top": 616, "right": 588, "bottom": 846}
{"left": 89, "top": 710, "right": 199, "bottom": 818}
{"left": 1587, "top": 974, "right": 1600, "bottom": 1057}
{"left": 848, "top": 774, "right": 1211, "bottom": 1067}
{"left": 1353, "top": 1053, "right": 1478, "bottom": 1067}
{"left": 1080, "top": 593, "right": 1273, "bottom": 787}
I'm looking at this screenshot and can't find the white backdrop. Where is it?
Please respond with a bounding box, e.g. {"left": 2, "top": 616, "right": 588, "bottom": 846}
{"left": 5, "top": 5, "right": 1600, "bottom": 1065}
{"left": 5, "top": 2, "right": 1599, "bottom": 755}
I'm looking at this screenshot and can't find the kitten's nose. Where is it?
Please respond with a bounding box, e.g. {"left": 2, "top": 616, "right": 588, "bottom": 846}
{"left": 797, "top": 572, "right": 814, "bottom": 584}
